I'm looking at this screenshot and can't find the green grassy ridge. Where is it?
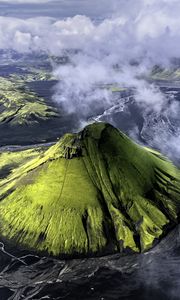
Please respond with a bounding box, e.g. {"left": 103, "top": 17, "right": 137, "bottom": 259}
{"left": 0, "top": 76, "right": 58, "bottom": 126}
{"left": 150, "top": 65, "right": 180, "bottom": 81}
{"left": 0, "top": 122, "right": 179, "bottom": 257}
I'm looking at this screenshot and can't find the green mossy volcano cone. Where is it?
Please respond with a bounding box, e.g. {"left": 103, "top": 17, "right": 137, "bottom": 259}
{"left": 0, "top": 122, "right": 180, "bottom": 257}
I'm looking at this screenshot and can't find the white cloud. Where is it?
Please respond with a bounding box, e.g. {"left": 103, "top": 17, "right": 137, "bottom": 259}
{"left": 0, "top": 0, "right": 180, "bottom": 158}
{"left": 0, "top": 2, "right": 177, "bottom": 114}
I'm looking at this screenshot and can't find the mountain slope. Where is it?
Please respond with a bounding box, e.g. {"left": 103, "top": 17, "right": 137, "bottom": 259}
{"left": 0, "top": 122, "right": 179, "bottom": 257}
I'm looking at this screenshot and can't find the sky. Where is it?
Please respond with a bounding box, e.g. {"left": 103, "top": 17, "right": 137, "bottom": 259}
{"left": 0, "top": 0, "right": 118, "bottom": 19}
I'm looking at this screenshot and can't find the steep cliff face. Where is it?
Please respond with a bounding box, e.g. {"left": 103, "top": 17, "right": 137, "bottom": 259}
{"left": 0, "top": 122, "right": 179, "bottom": 257}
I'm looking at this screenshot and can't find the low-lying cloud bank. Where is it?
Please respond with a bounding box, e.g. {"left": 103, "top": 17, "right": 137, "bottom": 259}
{"left": 0, "top": 0, "right": 180, "bottom": 59}
{"left": 0, "top": 0, "right": 180, "bottom": 160}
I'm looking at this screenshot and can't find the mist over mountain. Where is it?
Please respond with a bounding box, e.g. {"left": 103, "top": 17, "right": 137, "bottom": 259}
{"left": 0, "top": 0, "right": 179, "bottom": 162}
{"left": 0, "top": 2, "right": 180, "bottom": 300}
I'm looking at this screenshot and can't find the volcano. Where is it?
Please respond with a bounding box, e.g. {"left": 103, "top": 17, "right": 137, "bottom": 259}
{"left": 0, "top": 122, "right": 179, "bottom": 257}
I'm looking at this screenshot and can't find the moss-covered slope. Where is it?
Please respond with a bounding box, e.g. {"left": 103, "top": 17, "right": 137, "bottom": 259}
{"left": 0, "top": 122, "right": 179, "bottom": 257}
{"left": 150, "top": 65, "right": 180, "bottom": 81}
{"left": 0, "top": 76, "right": 58, "bottom": 126}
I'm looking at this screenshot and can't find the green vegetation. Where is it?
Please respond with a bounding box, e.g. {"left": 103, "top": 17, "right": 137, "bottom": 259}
{"left": 0, "top": 122, "right": 179, "bottom": 257}
{"left": 0, "top": 76, "right": 58, "bottom": 126}
{"left": 150, "top": 65, "right": 180, "bottom": 81}
{"left": 11, "top": 68, "right": 55, "bottom": 82}
{"left": 99, "top": 84, "right": 127, "bottom": 92}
